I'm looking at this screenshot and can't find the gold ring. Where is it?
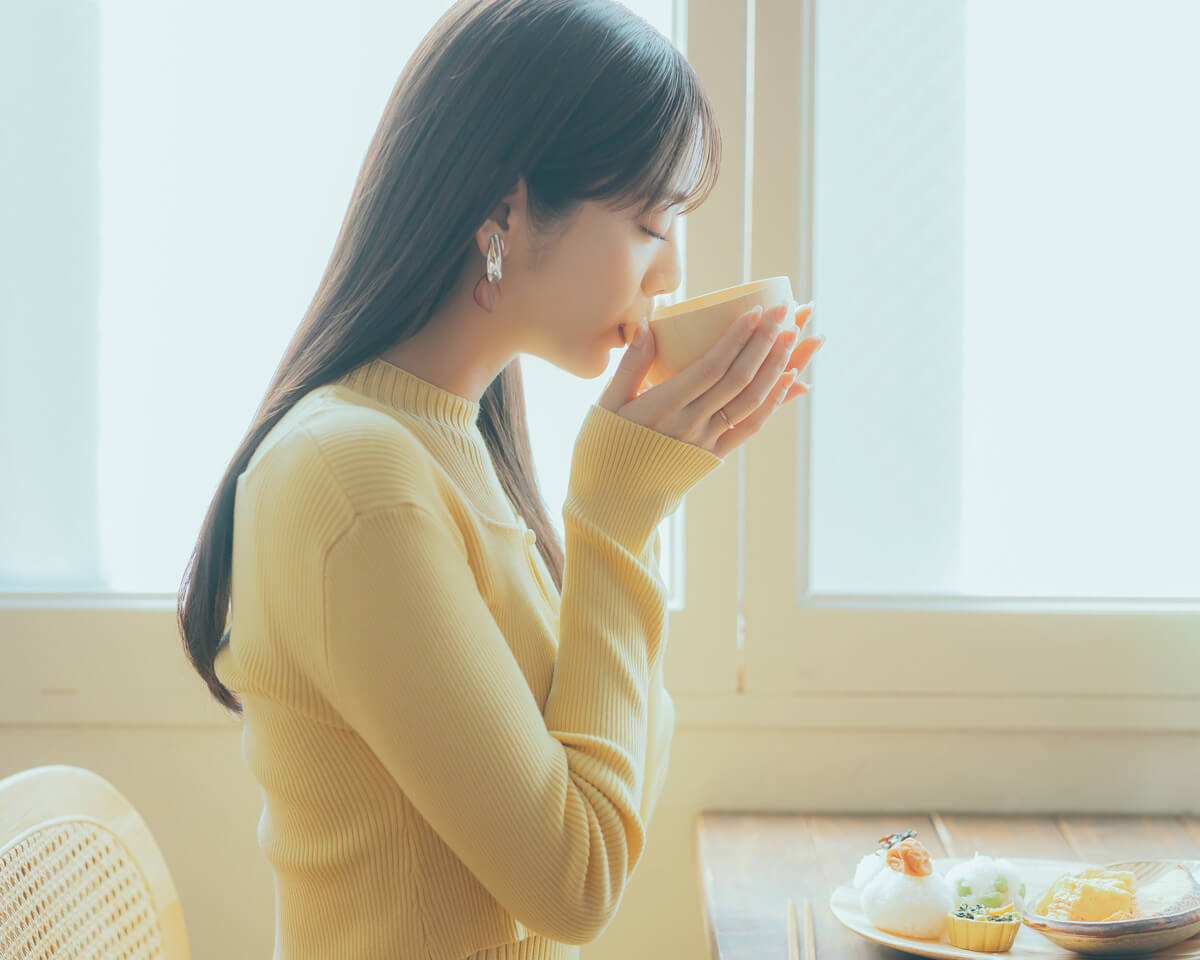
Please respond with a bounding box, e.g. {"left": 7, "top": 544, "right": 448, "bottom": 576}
{"left": 718, "top": 408, "right": 733, "bottom": 429}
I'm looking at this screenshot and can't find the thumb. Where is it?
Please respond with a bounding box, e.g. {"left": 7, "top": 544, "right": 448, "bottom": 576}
{"left": 598, "top": 320, "right": 656, "bottom": 410}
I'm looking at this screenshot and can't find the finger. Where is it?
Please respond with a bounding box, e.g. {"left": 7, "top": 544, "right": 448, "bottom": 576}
{"left": 717, "top": 323, "right": 801, "bottom": 425}
{"left": 689, "top": 301, "right": 793, "bottom": 419}
{"left": 782, "top": 333, "right": 825, "bottom": 377}
{"left": 711, "top": 368, "right": 796, "bottom": 459}
{"left": 671, "top": 304, "right": 765, "bottom": 404}
{"left": 781, "top": 335, "right": 821, "bottom": 399}
{"left": 597, "top": 320, "right": 655, "bottom": 410}
{"left": 782, "top": 378, "right": 813, "bottom": 402}
{"left": 794, "top": 301, "right": 815, "bottom": 330}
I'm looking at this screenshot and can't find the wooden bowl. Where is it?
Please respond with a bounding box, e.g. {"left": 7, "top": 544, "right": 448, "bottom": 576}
{"left": 1022, "top": 860, "right": 1200, "bottom": 956}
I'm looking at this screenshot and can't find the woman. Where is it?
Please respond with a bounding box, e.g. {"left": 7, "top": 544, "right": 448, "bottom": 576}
{"left": 178, "top": 0, "right": 822, "bottom": 956}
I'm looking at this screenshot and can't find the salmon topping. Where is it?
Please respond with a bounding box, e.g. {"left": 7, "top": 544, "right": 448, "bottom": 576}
{"left": 885, "top": 839, "right": 933, "bottom": 877}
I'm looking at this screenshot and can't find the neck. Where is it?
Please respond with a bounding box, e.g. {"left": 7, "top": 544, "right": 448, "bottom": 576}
{"left": 378, "top": 285, "right": 517, "bottom": 402}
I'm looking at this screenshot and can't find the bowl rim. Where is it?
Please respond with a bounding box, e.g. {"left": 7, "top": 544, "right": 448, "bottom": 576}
{"left": 1021, "top": 859, "right": 1200, "bottom": 937}
{"left": 651, "top": 276, "right": 790, "bottom": 319}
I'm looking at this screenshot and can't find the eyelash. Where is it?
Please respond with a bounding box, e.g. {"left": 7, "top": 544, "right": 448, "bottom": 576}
{"left": 641, "top": 225, "right": 667, "bottom": 241}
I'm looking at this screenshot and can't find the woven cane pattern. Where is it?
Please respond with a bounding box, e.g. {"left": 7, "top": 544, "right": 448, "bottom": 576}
{"left": 0, "top": 818, "right": 163, "bottom": 959}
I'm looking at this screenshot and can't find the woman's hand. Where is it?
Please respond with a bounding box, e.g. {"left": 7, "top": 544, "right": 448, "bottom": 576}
{"left": 597, "top": 301, "right": 823, "bottom": 458}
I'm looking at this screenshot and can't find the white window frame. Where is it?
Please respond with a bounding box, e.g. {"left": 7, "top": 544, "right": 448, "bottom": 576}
{"left": 725, "top": 0, "right": 1200, "bottom": 734}
{"left": 655, "top": 0, "right": 743, "bottom": 698}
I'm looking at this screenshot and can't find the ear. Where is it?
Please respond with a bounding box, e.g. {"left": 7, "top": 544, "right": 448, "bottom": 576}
{"left": 474, "top": 176, "right": 529, "bottom": 258}
{"left": 501, "top": 176, "right": 528, "bottom": 224}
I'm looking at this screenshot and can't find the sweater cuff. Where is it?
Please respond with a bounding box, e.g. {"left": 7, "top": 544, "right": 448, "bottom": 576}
{"left": 564, "top": 403, "right": 726, "bottom": 556}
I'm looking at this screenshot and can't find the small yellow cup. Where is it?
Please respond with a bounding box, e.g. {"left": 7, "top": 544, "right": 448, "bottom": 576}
{"left": 945, "top": 912, "right": 1021, "bottom": 953}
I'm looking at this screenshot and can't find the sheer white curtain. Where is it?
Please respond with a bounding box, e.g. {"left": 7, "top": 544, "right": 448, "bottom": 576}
{"left": 0, "top": 0, "right": 679, "bottom": 597}
{"left": 809, "top": 0, "right": 1199, "bottom": 599}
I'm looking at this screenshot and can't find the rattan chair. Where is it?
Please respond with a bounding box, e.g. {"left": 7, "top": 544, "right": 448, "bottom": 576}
{"left": 0, "top": 764, "right": 190, "bottom": 959}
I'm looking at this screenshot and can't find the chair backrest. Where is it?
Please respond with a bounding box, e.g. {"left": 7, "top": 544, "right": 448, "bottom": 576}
{"left": 0, "top": 764, "right": 190, "bottom": 959}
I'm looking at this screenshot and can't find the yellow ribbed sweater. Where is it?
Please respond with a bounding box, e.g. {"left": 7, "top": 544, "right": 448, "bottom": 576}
{"left": 213, "top": 356, "right": 724, "bottom": 959}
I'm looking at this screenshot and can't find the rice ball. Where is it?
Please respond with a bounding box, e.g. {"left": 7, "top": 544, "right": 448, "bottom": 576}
{"left": 945, "top": 853, "right": 1026, "bottom": 911}
{"left": 861, "top": 862, "right": 953, "bottom": 940}
{"left": 853, "top": 850, "right": 888, "bottom": 891}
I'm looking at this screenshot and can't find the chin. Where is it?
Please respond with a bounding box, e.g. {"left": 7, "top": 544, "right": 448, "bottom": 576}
{"left": 544, "top": 327, "right": 625, "bottom": 379}
{"left": 542, "top": 346, "right": 606, "bottom": 381}
{"left": 583, "top": 352, "right": 611, "bottom": 379}
{"left": 581, "top": 340, "right": 617, "bottom": 378}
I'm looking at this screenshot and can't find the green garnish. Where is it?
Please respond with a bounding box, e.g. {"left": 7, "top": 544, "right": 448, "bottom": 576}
{"left": 954, "top": 903, "right": 1020, "bottom": 922}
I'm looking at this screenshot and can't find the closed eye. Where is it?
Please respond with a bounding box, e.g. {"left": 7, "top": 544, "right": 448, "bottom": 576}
{"left": 640, "top": 225, "right": 667, "bottom": 241}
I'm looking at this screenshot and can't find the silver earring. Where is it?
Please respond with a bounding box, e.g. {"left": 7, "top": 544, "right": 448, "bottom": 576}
{"left": 475, "top": 232, "right": 505, "bottom": 312}
{"left": 487, "top": 232, "right": 503, "bottom": 282}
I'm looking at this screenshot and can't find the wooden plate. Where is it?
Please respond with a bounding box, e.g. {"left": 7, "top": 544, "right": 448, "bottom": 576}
{"left": 830, "top": 857, "right": 1200, "bottom": 959}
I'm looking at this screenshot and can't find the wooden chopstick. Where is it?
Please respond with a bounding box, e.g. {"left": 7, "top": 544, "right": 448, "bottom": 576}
{"left": 931, "top": 811, "right": 956, "bottom": 858}
{"left": 787, "top": 898, "right": 800, "bottom": 960}
{"left": 787, "top": 897, "right": 816, "bottom": 960}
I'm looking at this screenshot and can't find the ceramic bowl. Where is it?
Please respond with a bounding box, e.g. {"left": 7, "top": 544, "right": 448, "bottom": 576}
{"left": 1022, "top": 860, "right": 1200, "bottom": 956}
{"left": 626, "top": 276, "right": 796, "bottom": 387}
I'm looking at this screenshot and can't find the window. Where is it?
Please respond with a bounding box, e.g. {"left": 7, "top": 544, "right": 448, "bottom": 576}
{"left": 808, "top": 0, "right": 1199, "bottom": 599}
{"left": 0, "top": 0, "right": 716, "bottom": 600}
{"left": 2, "top": 1, "right": 465, "bottom": 593}
{"left": 1, "top": 0, "right": 743, "bottom": 717}
{"left": 740, "top": 0, "right": 1200, "bottom": 712}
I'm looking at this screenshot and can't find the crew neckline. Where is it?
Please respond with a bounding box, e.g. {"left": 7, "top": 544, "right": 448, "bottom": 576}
{"left": 337, "top": 356, "right": 482, "bottom": 434}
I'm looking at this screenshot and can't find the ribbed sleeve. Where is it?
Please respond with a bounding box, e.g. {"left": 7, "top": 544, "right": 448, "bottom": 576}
{"left": 640, "top": 635, "right": 674, "bottom": 833}
{"left": 564, "top": 404, "right": 725, "bottom": 563}
{"left": 317, "top": 403, "right": 722, "bottom": 947}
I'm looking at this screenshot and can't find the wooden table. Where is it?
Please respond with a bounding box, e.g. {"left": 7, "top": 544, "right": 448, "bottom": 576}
{"left": 696, "top": 812, "right": 1200, "bottom": 959}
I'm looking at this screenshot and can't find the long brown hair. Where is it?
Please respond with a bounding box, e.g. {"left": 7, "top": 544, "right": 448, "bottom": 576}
{"left": 178, "top": 0, "right": 722, "bottom": 714}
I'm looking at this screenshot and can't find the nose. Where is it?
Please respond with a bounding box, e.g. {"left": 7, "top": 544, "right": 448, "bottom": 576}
{"left": 644, "top": 246, "right": 682, "bottom": 305}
